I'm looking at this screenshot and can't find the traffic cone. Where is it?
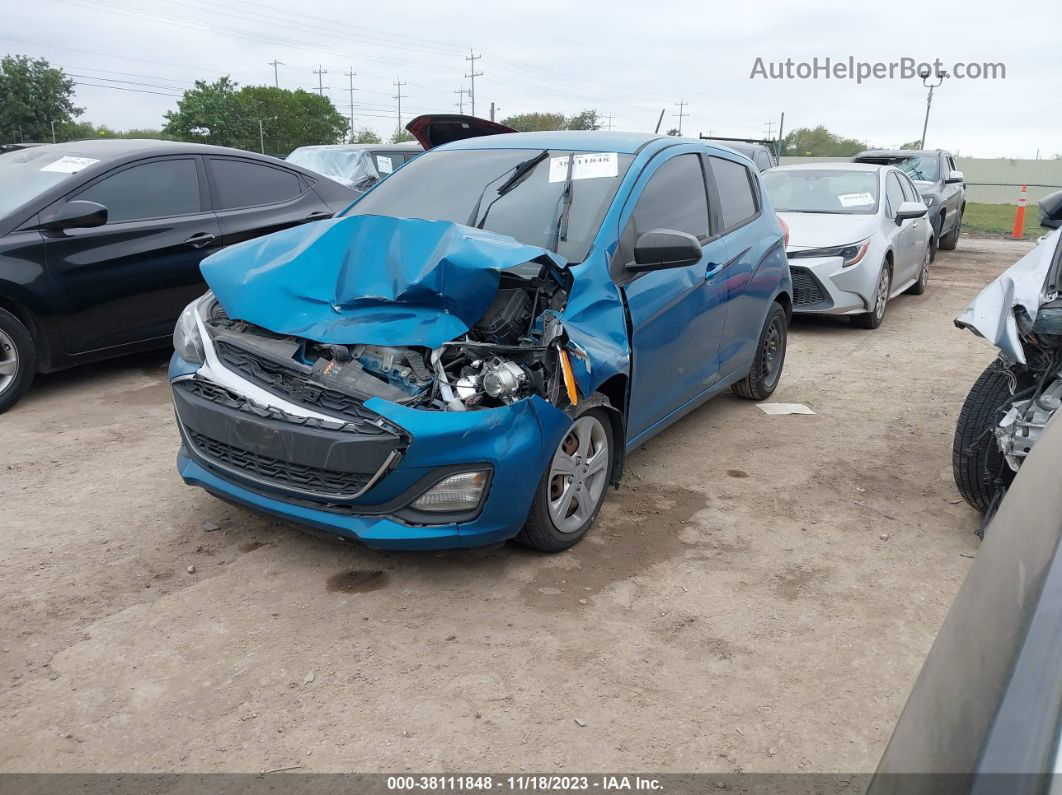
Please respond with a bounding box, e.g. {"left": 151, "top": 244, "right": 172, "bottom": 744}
{"left": 1008, "top": 184, "right": 1028, "bottom": 239}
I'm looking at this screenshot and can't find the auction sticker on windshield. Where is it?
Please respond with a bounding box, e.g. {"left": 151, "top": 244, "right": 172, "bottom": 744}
{"left": 40, "top": 156, "right": 100, "bottom": 174}
{"left": 839, "top": 192, "right": 875, "bottom": 207}
{"left": 549, "top": 152, "right": 618, "bottom": 182}
{"left": 377, "top": 156, "right": 394, "bottom": 174}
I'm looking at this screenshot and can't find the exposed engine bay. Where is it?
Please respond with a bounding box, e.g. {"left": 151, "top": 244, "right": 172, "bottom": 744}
{"left": 204, "top": 265, "right": 581, "bottom": 413}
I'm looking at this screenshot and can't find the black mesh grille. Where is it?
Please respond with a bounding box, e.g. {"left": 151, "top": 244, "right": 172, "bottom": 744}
{"left": 213, "top": 340, "right": 396, "bottom": 435}
{"left": 187, "top": 429, "right": 372, "bottom": 496}
{"left": 790, "top": 266, "right": 828, "bottom": 307}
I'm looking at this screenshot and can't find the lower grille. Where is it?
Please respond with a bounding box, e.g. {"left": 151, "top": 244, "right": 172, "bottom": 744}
{"left": 187, "top": 429, "right": 372, "bottom": 497}
{"left": 213, "top": 339, "right": 396, "bottom": 434}
{"left": 790, "top": 266, "right": 829, "bottom": 308}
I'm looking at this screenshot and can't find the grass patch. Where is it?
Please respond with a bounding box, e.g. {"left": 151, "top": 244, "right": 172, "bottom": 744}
{"left": 962, "top": 202, "right": 1044, "bottom": 238}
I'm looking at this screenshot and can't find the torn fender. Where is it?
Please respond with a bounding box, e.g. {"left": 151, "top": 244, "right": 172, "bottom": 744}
{"left": 200, "top": 215, "right": 567, "bottom": 349}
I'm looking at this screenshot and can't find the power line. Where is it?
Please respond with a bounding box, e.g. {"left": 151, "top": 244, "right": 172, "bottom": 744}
{"left": 673, "top": 100, "right": 689, "bottom": 135}
{"left": 393, "top": 78, "right": 406, "bottom": 131}
{"left": 345, "top": 68, "right": 357, "bottom": 138}
{"left": 464, "top": 50, "right": 482, "bottom": 117}
{"left": 268, "top": 59, "right": 283, "bottom": 88}
{"left": 312, "top": 65, "right": 328, "bottom": 96}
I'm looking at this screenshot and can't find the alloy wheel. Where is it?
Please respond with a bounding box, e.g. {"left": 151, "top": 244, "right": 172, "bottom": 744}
{"left": 547, "top": 415, "right": 610, "bottom": 533}
{"left": 0, "top": 329, "right": 18, "bottom": 394}
{"left": 874, "top": 268, "right": 890, "bottom": 320}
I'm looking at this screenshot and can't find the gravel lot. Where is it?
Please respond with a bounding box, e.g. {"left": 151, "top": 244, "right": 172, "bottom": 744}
{"left": 0, "top": 237, "right": 1034, "bottom": 774}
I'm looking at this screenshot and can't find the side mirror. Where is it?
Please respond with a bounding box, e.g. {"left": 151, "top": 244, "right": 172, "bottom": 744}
{"left": 945, "top": 170, "right": 964, "bottom": 184}
{"left": 43, "top": 200, "right": 108, "bottom": 231}
{"left": 1040, "top": 189, "right": 1062, "bottom": 230}
{"left": 630, "top": 229, "right": 703, "bottom": 272}
{"left": 895, "top": 201, "right": 928, "bottom": 224}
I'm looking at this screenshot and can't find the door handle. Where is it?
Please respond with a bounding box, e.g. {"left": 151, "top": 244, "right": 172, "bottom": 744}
{"left": 304, "top": 211, "right": 332, "bottom": 222}
{"left": 704, "top": 262, "right": 723, "bottom": 279}
{"left": 184, "top": 232, "right": 219, "bottom": 248}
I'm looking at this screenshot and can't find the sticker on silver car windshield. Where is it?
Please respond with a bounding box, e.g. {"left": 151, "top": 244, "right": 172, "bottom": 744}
{"left": 40, "top": 156, "right": 100, "bottom": 174}
{"left": 838, "top": 192, "right": 875, "bottom": 207}
{"left": 377, "top": 156, "right": 394, "bottom": 174}
{"left": 548, "top": 152, "right": 618, "bottom": 183}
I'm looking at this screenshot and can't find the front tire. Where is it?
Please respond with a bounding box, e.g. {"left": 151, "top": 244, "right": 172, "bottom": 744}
{"left": 0, "top": 308, "right": 36, "bottom": 414}
{"left": 517, "top": 405, "right": 614, "bottom": 552}
{"left": 731, "top": 302, "right": 787, "bottom": 400}
{"left": 952, "top": 360, "right": 1030, "bottom": 512}
{"left": 851, "top": 262, "right": 891, "bottom": 329}
{"left": 939, "top": 209, "right": 962, "bottom": 251}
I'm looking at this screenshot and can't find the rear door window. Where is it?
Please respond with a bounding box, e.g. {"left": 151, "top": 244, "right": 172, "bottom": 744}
{"left": 76, "top": 158, "right": 201, "bottom": 223}
{"left": 631, "top": 154, "right": 710, "bottom": 239}
{"left": 709, "top": 156, "right": 759, "bottom": 230}
{"left": 208, "top": 158, "right": 304, "bottom": 209}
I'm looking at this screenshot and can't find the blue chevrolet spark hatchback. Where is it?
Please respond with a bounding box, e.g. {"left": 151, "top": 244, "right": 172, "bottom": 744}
{"left": 170, "top": 130, "right": 792, "bottom": 551}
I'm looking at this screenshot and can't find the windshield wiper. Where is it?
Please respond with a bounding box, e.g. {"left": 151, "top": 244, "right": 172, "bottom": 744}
{"left": 550, "top": 153, "right": 576, "bottom": 253}
{"left": 466, "top": 150, "right": 549, "bottom": 229}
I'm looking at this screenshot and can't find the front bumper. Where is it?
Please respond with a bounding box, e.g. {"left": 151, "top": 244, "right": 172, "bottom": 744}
{"left": 171, "top": 354, "right": 572, "bottom": 550}
{"left": 787, "top": 246, "right": 884, "bottom": 316}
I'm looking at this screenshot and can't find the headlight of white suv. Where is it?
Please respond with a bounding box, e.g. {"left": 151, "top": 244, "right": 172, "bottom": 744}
{"left": 173, "top": 294, "right": 209, "bottom": 364}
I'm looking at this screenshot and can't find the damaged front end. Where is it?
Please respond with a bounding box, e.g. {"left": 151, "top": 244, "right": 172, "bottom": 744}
{"left": 953, "top": 227, "right": 1062, "bottom": 514}
{"left": 171, "top": 215, "right": 603, "bottom": 548}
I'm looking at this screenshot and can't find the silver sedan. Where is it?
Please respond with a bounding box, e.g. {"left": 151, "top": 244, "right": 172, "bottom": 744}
{"left": 763, "top": 163, "right": 933, "bottom": 329}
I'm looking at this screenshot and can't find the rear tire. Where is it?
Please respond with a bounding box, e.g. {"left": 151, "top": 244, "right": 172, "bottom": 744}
{"left": 952, "top": 360, "right": 1030, "bottom": 512}
{"left": 906, "top": 241, "right": 932, "bottom": 295}
{"left": 0, "top": 308, "right": 36, "bottom": 414}
{"left": 517, "top": 404, "right": 614, "bottom": 552}
{"left": 939, "top": 209, "right": 962, "bottom": 250}
{"left": 851, "top": 262, "right": 891, "bottom": 329}
{"left": 731, "top": 302, "right": 787, "bottom": 400}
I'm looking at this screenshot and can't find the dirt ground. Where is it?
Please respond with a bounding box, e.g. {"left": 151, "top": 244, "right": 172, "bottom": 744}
{"left": 0, "top": 237, "right": 1034, "bottom": 774}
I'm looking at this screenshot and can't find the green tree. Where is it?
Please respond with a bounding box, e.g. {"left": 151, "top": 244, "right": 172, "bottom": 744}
{"left": 782, "top": 125, "right": 867, "bottom": 157}
{"left": 351, "top": 127, "right": 382, "bottom": 144}
{"left": 666, "top": 128, "right": 681, "bottom": 136}
{"left": 0, "top": 55, "right": 83, "bottom": 143}
{"left": 899, "top": 140, "right": 923, "bottom": 150}
{"left": 565, "top": 110, "right": 601, "bottom": 130}
{"left": 390, "top": 129, "right": 414, "bottom": 143}
{"left": 163, "top": 78, "right": 347, "bottom": 154}
{"left": 500, "top": 110, "right": 602, "bottom": 133}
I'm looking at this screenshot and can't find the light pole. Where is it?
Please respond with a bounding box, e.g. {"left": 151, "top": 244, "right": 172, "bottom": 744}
{"left": 919, "top": 66, "right": 947, "bottom": 150}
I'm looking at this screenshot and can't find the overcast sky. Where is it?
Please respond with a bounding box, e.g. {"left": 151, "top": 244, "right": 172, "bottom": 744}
{"left": 4, "top": 0, "right": 1059, "bottom": 157}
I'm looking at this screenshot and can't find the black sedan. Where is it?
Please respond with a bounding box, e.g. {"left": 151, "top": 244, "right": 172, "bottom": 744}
{"left": 0, "top": 139, "right": 357, "bottom": 412}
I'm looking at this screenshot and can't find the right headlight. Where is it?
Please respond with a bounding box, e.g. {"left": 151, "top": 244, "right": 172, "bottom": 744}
{"left": 173, "top": 295, "right": 208, "bottom": 364}
{"left": 788, "top": 238, "right": 871, "bottom": 268}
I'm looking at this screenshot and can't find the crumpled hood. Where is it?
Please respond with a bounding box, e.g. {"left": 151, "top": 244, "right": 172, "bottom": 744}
{"left": 954, "top": 228, "right": 1061, "bottom": 364}
{"left": 200, "top": 215, "right": 566, "bottom": 348}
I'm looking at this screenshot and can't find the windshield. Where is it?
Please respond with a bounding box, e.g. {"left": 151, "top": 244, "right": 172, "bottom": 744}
{"left": 341, "top": 148, "right": 635, "bottom": 262}
{"left": 286, "top": 147, "right": 379, "bottom": 188}
{"left": 891, "top": 155, "right": 939, "bottom": 182}
{"left": 763, "top": 169, "right": 880, "bottom": 215}
{"left": 0, "top": 147, "right": 101, "bottom": 219}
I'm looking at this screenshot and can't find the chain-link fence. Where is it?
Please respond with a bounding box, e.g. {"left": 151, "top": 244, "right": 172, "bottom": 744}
{"left": 962, "top": 183, "right": 1062, "bottom": 237}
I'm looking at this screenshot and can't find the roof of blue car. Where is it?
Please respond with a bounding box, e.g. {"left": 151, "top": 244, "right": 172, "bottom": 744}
{"left": 440, "top": 130, "right": 675, "bottom": 155}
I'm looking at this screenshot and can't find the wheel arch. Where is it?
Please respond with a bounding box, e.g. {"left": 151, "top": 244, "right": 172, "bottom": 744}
{"left": 590, "top": 376, "right": 628, "bottom": 487}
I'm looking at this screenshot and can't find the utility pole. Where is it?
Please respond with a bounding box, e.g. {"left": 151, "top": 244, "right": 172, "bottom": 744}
{"left": 268, "top": 60, "right": 283, "bottom": 88}
{"left": 604, "top": 113, "right": 614, "bottom": 131}
{"left": 489, "top": 102, "right": 496, "bottom": 122}
{"left": 313, "top": 65, "right": 327, "bottom": 96}
{"left": 50, "top": 120, "right": 56, "bottom": 143}
{"left": 345, "top": 68, "right": 358, "bottom": 139}
{"left": 464, "top": 50, "right": 483, "bottom": 117}
{"left": 393, "top": 78, "right": 407, "bottom": 131}
{"left": 763, "top": 119, "right": 775, "bottom": 139}
{"left": 673, "top": 100, "right": 689, "bottom": 135}
{"left": 453, "top": 87, "right": 470, "bottom": 114}
{"left": 777, "top": 112, "right": 785, "bottom": 158}
{"left": 259, "top": 119, "right": 265, "bottom": 154}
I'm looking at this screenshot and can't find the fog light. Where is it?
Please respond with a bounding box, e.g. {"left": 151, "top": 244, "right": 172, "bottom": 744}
{"left": 410, "top": 471, "right": 488, "bottom": 512}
